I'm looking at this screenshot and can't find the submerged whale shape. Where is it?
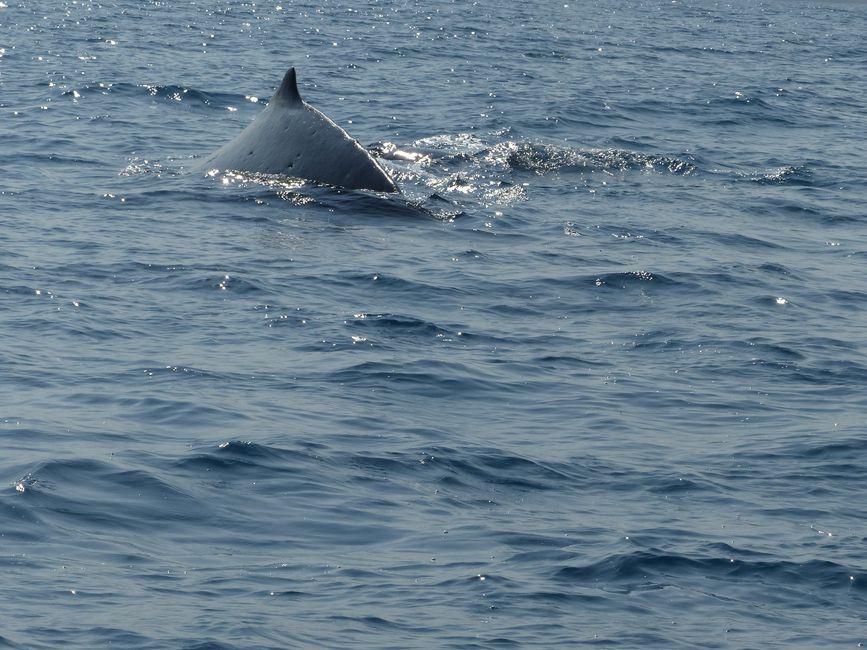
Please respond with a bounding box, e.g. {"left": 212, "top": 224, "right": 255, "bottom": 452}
{"left": 200, "top": 68, "right": 398, "bottom": 193}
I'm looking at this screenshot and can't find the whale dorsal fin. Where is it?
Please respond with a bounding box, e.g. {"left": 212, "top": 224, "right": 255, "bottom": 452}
{"left": 272, "top": 67, "right": 303, "bottom": 105}
{"left": 201, "top": 67, "right": 398, "bottom": 192}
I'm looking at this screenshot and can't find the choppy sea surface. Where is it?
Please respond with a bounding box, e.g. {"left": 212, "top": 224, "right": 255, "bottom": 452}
{"left": 2, "top": 0, "right": 867, "bottom": 647}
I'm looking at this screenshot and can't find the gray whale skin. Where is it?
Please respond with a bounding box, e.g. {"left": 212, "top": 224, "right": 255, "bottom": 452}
{"left": 200, "top": 68, "right": 398, "bottom": 193}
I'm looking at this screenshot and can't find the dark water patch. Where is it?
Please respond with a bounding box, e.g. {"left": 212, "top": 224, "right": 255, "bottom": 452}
{"left": 533, "top": 354, "right": 606, "bottom": 370}
{"left": 481, "top": 302, "right": 544, "bottom": 318}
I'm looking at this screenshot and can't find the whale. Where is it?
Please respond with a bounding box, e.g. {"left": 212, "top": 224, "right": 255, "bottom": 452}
{"left": 200, "top": 67, "right": 398, "bottom": 193}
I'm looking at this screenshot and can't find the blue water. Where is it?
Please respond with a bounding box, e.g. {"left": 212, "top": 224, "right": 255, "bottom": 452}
{"left": 2, "top": 0, "right": 867, "bottom": 647}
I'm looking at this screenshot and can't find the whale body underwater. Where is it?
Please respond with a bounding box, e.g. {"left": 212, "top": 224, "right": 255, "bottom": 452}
{"left": 199, "top": 67, "right": 398, "bottom": 193}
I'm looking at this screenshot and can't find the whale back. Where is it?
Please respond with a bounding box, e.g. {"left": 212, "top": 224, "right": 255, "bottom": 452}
{"left": 201, "top": 68, "right": 398, "bottom": 193}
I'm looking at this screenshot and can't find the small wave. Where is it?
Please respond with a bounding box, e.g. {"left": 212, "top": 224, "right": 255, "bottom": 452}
{"left": 757, "top": 262, "right": 797, "bottom": 277}
{"left": 139, "top": 83, "right": 238, "bottom": 110}
{"left": 183, "top": 641, "right": 244, "bottom": 650}
{"left": 554, "top": 550, "right": 866, "bottom": 595}
{"left": 174, "top": 440, "right": 317, "bottom": 475}
{"left": 60, "top": 81, "right": 118, "bottom": 99}
{"left": 117, "top": 394, "right": 251, "bottom": 426}
{"left": 61, "top": 81, "right": 247, "bottom": 112}
{"left": 592, "top": 270, "right": 679, "bottom": 290}
{"left": 335, "top": 271, "right": 467, "bottom": 299}
{"left": 328, "top": 360, "right": 514, "bottom": 398}
{"left": 705, "top": 93, "right": 799, "bottom": 126}
{"left": 138, "top": 365, "right": 215, "bottom": 380}
{"left": 171, "top": 443, "right": 402, "bottom": 547}
{"left": 794, "top": 437, "right": 867, "bottom": 460}
{"left": 791, "top": 360, "right": 867, "bottom": 386}
{"left": 346, "top": 312, "right": 457, "bottom": 339}
{"left": 743, "top": 339, "right": 807, "bottom": 361}
{"left": 423, "top": 447, "right": 581, "bottom": 492}
{"left": 724, "top": 93, "right": 775, "bottom": 110}
{"left": 745, "top": 165, "right": 814, "bottom": 186}
{"left": 706, "top": 232, "right": 785, "bottom": 251}
{"left": 347, "top": 445, "right": 603, "bottom": 496}
{"left": 14, "top": 458, "right": 209, "bottom": 531}
{"left": 645, "top": 474, "right": 722, "bottom": 495}
{"left": 13, "top": 151, "right": 103, "bottom": 167}
{"left": 120, "top": 264, "right": 266, "bottom": 296}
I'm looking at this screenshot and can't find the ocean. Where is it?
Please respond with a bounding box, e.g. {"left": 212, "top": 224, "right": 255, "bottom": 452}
{"left": 1, "top": 0, "right": 866, "bottom": 647}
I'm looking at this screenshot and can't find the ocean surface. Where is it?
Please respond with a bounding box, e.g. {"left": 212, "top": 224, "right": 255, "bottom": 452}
{"left": 2, "top": 0, "right": 866, "bottom": 647}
